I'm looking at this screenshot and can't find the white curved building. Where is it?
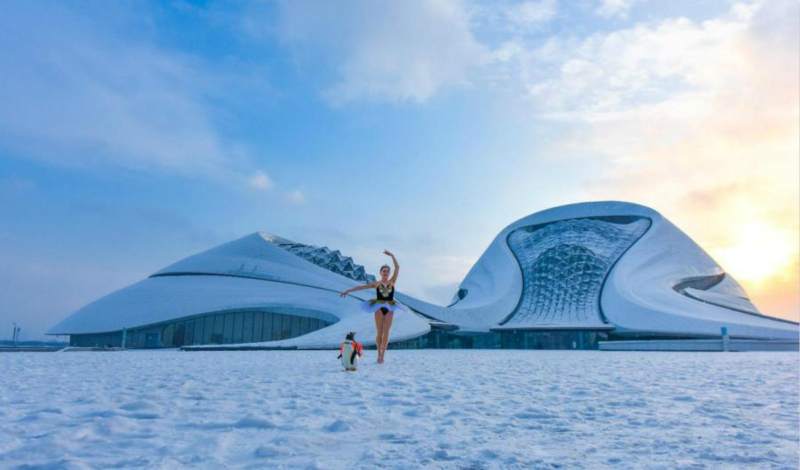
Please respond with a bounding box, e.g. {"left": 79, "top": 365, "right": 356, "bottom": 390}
{"left": 48, "top": 201, "right": 798, "bottom": 349}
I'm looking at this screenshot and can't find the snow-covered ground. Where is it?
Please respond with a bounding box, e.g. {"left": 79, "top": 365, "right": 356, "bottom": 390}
{"left": 1, "top": 350, "right": 797, "bottom": 470}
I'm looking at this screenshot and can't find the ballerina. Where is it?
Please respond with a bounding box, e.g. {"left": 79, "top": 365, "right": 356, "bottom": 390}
{"left": 340, "top": 250, "right": 407, "bottom": 363}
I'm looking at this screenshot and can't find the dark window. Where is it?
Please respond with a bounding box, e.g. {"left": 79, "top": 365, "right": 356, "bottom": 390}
{"left": 161, "top": 324, "right": 174, "bottom": 347}
{"left": 223, "top": 313, "right": 234, "bottom": 343}
{"left": 185, "top": 320, "right": 195, "bottom": 345}
{"left": 253, "top": 312, "right": 264, "bottom": 343}
{"left": 145, "top": 332, "right": 159, "bottom": 348}
{"left": 281, "top": 314, "right": 292, "bottom": 340}
{"left": 193, "top": 319, "right": 204, "bottom": 345}
{"left": 262, "top": 312, "right": 273, "bottom": 341}
{"left": 242, "top": 312, "right": 253, "bottom": 343}
{"left": 212, "top": 314, "right": 223, "bottom": 341}
{"left": 202, "top": 316, "right": 213, "bottom": 345}
{"left": 232, "top": 312, "right": 244, "bottom": 343}
{"left": 272, "top": 313, "right": 283, "bottom": 341}
{"left": 299, "top": 316, "right": 310, "bottom": 336}
{"left": 174, "top": 323, "right": 186, "bottom": 347}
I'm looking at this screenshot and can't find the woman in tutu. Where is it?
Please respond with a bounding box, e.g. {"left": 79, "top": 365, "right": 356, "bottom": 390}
{"left": 340, "top": 250, "right": 408, "bottom": 363}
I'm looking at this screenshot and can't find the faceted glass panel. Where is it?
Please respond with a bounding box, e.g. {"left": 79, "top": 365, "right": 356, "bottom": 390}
{"left": 275, "top": 242, "right": 376, "bottom": 283}
{"left": 503, "top": 217, "right": 650, "bottom": 326}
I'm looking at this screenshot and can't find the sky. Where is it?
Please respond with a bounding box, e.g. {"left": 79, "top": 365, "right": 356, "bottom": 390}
{"left": 0, "top": 0, "right": 797, "bottom": 341}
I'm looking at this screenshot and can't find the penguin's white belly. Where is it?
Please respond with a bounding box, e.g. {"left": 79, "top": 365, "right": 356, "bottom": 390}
{"left": 341, "top": 342, "right": 359, "bottom": 368}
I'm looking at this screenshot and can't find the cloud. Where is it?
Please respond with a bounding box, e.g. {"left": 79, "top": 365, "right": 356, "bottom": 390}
{"left": 274, "top": 0, "right": 490, "bottom": 104}
{"left": 508, "top": 0, "right": 558, "bottom": 29}
{"left": 595, "top": 0, "right": 637, "bottom": 19}
{"left": 248, "top": 171, "right": 275, "bottom": 191}
{"left": 518, "top": 0, "right": 799, "bottom": 319}
{"left": 523, "top": 13, "right": 757, "bottom": 118}
{"left": 467, "top": 0, "right": 558, "bottom": 42}
{"left": 0, "top": 2, "right": 258, "bottom": 183}
{"left": 284, "top": 189, "right": 305, "bottom": 204}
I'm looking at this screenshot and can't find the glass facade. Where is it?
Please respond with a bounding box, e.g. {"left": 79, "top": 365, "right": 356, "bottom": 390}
{"left": 503, "top": 216, "right": 649, "bottom": 326}
{"left": 275, "top": 241, "right": 376, "bottom": 283}
{"left": 69, "top": 308, "right": 335, "bottom": 348}
{"left": 70, "top": 313, "right": 609, "bottom": 351}
{"left": 388, "top": 328, "right": 610, "bottom": 350}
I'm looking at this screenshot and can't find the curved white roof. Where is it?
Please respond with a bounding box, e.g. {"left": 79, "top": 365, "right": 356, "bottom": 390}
{"left": 49, "top": 233, "right": 430, "bottom": 348}
{"left": 407, "top": 201, "right": 798, "bottom": 339}
{"left": 152, "top": 232, "right": 366, "bottom": 293}
{"left": 601, "top": 215, "right": 797, "bottom": 339}
{"left": 402, "top": 201, "right": 655, "bottom": 330}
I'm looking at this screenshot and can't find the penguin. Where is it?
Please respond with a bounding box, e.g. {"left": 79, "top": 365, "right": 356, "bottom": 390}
{"left": 338, "top": 332, "right": 363, "bottom": 371}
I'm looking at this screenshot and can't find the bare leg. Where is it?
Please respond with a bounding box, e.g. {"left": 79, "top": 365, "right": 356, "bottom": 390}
{"left": 380, "top": 311, "right": 394, "bottom": 361}
{"left": 374, "top": 310, "right": 384, "bottom": 362}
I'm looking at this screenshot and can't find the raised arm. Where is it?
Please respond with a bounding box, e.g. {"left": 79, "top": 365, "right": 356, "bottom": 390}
{"left": 384, "top": 250, "right": 399, "bottom": 284}
{"left": 340, "top": 281, "right": 377, "bottom": 297}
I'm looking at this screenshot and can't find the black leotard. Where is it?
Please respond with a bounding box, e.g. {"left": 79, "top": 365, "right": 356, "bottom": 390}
{"left": 376, "top": 283, "right": 394, "bottom": 301}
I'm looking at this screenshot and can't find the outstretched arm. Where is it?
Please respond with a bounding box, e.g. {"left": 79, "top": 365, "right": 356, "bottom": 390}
{"left": 340, "top": 281, "right": 377, "bottom": 297}
{"left": 384, "top": 250, "right": 399, "bottom": 284}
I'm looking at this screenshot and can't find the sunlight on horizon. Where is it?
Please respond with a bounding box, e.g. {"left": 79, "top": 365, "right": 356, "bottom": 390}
{"left": 708, "top": 220, "right": 799, "bottom": 321}
{"left": 711, "top": 221, "right": 798, "bottom": 285}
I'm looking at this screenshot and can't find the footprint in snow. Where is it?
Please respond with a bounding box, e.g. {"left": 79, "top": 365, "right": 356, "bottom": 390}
{"left": 323, "top": 419, "right": 351, "bottom": 433}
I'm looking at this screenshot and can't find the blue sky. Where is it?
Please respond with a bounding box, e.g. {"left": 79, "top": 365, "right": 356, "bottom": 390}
{"left": 1, "top": 0, "right": 798, "bottom": 340}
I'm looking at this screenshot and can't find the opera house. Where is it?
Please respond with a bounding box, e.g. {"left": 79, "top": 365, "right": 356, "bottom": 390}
{"left": 48, "top": 201, "right": 799, "bottom": 350}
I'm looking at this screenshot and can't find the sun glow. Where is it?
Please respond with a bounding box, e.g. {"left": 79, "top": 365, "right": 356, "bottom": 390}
{"left": 709, "top": 221, "right": 798, "bottom": 285}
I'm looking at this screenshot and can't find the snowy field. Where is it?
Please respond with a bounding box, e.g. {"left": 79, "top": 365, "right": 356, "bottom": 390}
{"left": 1, "top": 350, "right": 798, "bottom": 470}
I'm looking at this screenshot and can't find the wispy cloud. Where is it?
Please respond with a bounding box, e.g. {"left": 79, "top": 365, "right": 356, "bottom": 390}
{"left": 468, "top": 0, "right": 558, "bottom": 40}
{"left": 595, "top": 0, "right": 637, "bottom": 19}
{"left": 284, "top": 189, "right": 305, "bottom": 204}
{"left": 274, "top": 0, "right": 490, "bottom": 104}
{"left": 248, "top": 170, "right": 275, "bottom": 191}
{"left": 0, "top": 2, "right": 275, "bottom": 189}
{"left": 506, "top": 0, "right": 558, "bottom": 30}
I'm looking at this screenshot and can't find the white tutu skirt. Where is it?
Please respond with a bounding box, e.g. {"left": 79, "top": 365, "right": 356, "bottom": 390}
{"left": 360, "top": 298, "right": 410, "bottom": 314}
